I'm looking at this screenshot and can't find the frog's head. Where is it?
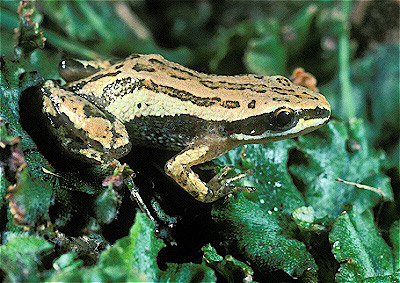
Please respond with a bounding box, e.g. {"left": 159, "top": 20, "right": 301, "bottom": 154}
{"left": 226, "top": 76, "right": 331, "bottom": 143}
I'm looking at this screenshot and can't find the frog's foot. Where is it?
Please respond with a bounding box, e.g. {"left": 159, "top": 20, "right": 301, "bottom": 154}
{"left": 205, "top": 166, "right": 255, "bottom": 202}
{"left": 164, "top": 140, "right": 256, "bottom": 203}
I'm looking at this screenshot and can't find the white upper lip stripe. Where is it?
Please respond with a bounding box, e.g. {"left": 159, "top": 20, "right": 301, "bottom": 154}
{"left": 230, "top": 116, "right": 330, "bottom": 141}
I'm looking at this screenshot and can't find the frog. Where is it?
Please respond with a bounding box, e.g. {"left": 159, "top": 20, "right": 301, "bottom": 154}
{"left": 36, "top": 54, "right": 331, "bottom": 203}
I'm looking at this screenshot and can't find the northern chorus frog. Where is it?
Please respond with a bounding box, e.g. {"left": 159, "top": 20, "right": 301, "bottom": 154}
{"left": 37, "top": 54, "right": 330, "bottom": 203}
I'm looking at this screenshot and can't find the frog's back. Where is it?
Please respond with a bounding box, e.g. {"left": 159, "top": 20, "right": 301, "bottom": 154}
{"left": 65, "top": 54, "right": 330, "bottom": 150}
{"left": 67, "top": 54, "right": 328, "bottom": 124}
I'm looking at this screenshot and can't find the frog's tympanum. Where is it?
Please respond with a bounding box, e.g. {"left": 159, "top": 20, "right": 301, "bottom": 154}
{"left": 37, "top": 54, "right": 330, "bottom": 203}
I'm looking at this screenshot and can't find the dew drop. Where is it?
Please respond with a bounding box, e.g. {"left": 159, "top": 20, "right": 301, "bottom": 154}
{"left": 333, "top": 241, "right": 341, "bottom": 250}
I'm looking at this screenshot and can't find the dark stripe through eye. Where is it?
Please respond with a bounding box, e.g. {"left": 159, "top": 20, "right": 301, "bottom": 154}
{"left": 225, "top": 106, "right": 329, "bottom": 137}
{"left": 300, "top": 107, "right": 330, "bottom": 120}
{"left": 225, "top": 108, "right": 298, "bottom": 136}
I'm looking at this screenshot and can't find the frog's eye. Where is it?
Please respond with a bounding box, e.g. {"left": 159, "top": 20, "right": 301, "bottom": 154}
{"left": 272, "top": 107, "right": 296, "bottom": 129}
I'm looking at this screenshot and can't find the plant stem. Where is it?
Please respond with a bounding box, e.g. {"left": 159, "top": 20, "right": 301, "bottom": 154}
{"left": 338, "top": 0, "right": 354, "bottom": 119}
{"left": 44, "top": 29, "right": 103, "bottom": 60}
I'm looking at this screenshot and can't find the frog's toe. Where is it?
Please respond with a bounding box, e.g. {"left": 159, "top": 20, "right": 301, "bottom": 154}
{"left": 204, "top": 183, "right": 256, "bottom": 203}
{"left": 205, "top": 168, "right": 256, "bottom": 202}
{"left": 208, "top": 167, "right": 254, "bottom": 188}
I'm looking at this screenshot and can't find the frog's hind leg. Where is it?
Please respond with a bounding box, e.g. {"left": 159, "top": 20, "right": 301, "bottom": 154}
{"left": 58, "top": 58, "right": 116, "bottom": 82}
{"left": 40, "top": 80, "right": 132, "bottom": 164}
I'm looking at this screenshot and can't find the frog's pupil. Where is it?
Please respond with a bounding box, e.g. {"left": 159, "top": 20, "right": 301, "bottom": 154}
{"left": 275, "top": 110, "right": 293, "bottom": 127}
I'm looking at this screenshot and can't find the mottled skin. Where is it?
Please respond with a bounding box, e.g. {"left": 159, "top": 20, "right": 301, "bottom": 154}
{"left": 38, "top": 54, "right": 331, "bottom": 202}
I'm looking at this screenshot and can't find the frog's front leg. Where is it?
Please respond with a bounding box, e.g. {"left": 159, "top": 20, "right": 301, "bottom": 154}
{"left": 164, "top": 137, "right": 254, "bottom": 203}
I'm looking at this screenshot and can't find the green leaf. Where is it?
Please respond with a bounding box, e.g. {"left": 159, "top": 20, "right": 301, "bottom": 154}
{"left": 41, "top": 1, "right": 97, "bottom": 41}
{"left": 160, "top": 263, "right": 216, "bottom": 282}
{"left": 202, "top": 244, "right": 223, "bottom": 262}
{"left": 290, "top": 119, "right": 393, "bottom": 219}
{"left": 292, "top": 206, "right": 325, "bottom": 233}
{"left": 38, "top": 1, "right": 194, "bottom": 63}
{"left": 329, "top": 209, "right": 394, "bottom": 282}
{"left": 47, "top": 212, "right": 217, "bottom": 282}
{"left": 6, "top": 164, "right": 54, "bottom": 226}
{"left": 75, "top": 1, "right": 114, "bottom": 41}
{"left": 212, "top": 18, "right": 288, "bottom": 76}
{"left": 48, "top": 212, "right": 164, "bottom": 281}
{"left": 0, "top": 59, "right": 41, "bottom": 149}
{"left": 210, "top": 21, "right": 258, "bottom": 74}
{"left": 212, "top": 193, "right": 318, "bottom": 281}
{"left": 362, "top": 272, "right": 400, "bottom": 283}
{"left": 0, "top": 89, "right": 54, "bottom": 227}
{"left": 52, "top": 252, "right": 83, "bottom": 271}
{"left": 390, "top": 221, "right": 400, "bottom": 272}
{"left": 96, "top": 211, "right": 165, "bottom": 281}
{"left": 212, "top": 139, "right": 317, "bottom": 279}
{"left": 202, "top": 244, "right": 253, "bottom": 282}
{"left": 315, "top": 3, "right": 347, "bottom": 38}
{"left": 216, "top": 140, "right": 304, "bottom": 215}
{"left": 164, "top": 1, "right": 213, "bottom": 46}
{"left": 244, "top": 24, "right": 287, "bottom": 76}
{"left": 0, "top": 236, "right": 53, "bottom": 282}
{"left": 94, "top": 186, "right": 120, "bottom": 225}
{"left": 283, "top": 4, "right": 319, "bottom": 58}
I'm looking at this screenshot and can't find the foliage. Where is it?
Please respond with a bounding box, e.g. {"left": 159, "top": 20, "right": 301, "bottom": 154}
{"left": 212, "top": 193, "right": 319, "bottom": 281}
{"left": 290, "top": 119, "right": 393, "bottom": 219}
{"left": 46, "top": 211, "right": 165, "bottom": 282}
{"left": 329, "top": 209, "right": 394, "bottom": 282}
{"left": 1, "top": 1, "right": 398, "bottom": 282}
{"left": 0, "top": 235, "right": 53, "bottom": 282}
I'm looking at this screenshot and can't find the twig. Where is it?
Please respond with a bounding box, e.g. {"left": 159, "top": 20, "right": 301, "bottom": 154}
{"left": 336, "top": 178, "right": 387, "bottom": 199}
{"left": 114, "top": 2, "right": 151, "bottom": 40}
